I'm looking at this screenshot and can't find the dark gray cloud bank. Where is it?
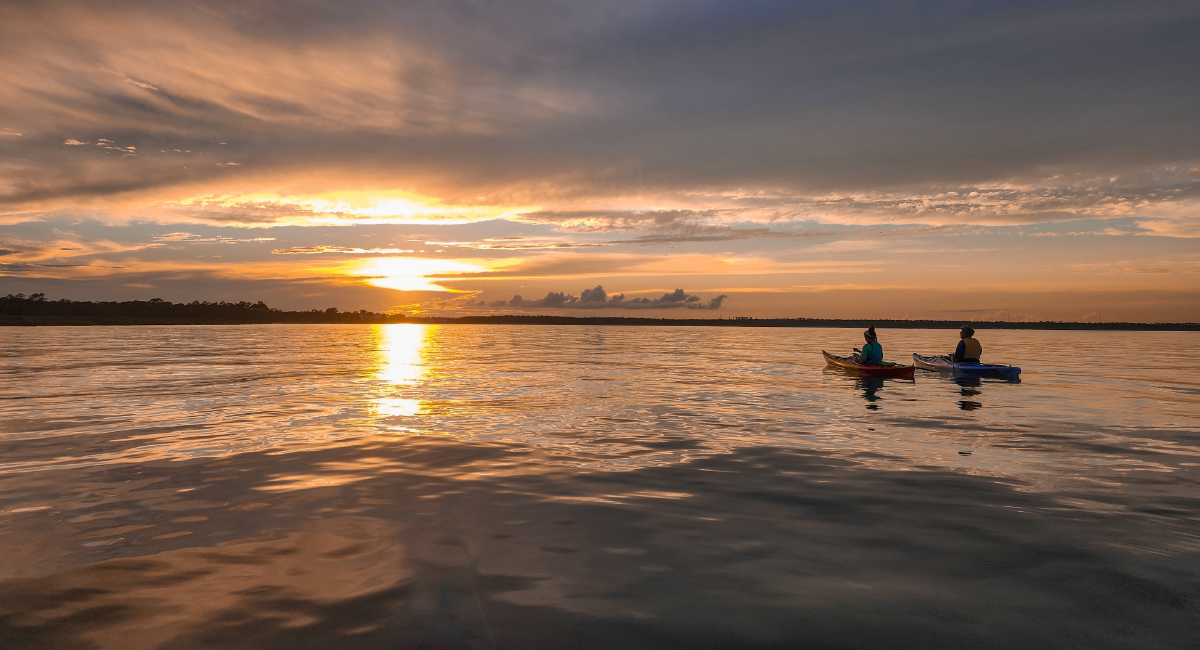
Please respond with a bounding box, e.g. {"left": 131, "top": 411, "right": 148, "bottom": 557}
{"left": 473, "top": 286, "right": 727, "bottom": 310}
{"left": 1, "top": 0, "right": 1198, "bottom": 223}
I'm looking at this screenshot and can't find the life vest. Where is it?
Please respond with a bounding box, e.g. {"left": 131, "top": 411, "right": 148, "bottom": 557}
{"left": 962, "top": 337, "right": 982, "bottom": 360}
{"left": 861, "top": 341, "right": 883, "bottom": 364}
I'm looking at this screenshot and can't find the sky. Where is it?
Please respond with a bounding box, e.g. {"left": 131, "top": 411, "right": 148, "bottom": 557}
{"left": 1, "top": 0, "right": 1198, "bottom": 321}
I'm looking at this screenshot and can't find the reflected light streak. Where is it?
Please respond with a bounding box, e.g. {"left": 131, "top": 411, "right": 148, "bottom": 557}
{"left": 376, "top": 398, "right": 422, "bottom": 417}
{"left": 372, "top": 324, "right": 432, "bottom": 422}
{"left": 376, "top": 324, "right": 430, "bottom": 385}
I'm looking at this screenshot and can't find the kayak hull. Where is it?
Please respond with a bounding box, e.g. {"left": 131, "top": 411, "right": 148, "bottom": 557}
{"left": 823, "top": 351, "right": 915, "bottom": 379}
{"left": 913, "top": 354, "right": 1021, "bottom": 380}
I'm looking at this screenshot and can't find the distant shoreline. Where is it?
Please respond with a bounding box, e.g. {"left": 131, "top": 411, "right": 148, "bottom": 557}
{"left": 3, "top": 295, "right": 1195, "bottom": 330}
{"left": 3, "top": 315, "right": 1197, "bottom": 331}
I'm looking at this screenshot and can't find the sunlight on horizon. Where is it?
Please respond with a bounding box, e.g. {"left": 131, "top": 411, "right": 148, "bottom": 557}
{"left": 356, "top": 257, "right": 483, "bottom": 292}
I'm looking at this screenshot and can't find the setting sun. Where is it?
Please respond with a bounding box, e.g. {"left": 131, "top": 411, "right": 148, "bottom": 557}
{"left": 355, "top": 257, "right": 483, "bottom": 292}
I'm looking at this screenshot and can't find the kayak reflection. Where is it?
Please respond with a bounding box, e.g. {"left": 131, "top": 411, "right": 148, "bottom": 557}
{"left": 823, "top": 365, "right": 913, "bottom": 411}
{"left": 858, "top": 377, "right": 886, "bottom": 410}
{"left": 956, "top": 377, "right": 983, "bottom": 411}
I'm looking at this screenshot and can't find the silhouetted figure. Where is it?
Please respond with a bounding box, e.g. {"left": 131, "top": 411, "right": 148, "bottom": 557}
{"left": 952, "top": 326, "right": 982, "bottom": 363}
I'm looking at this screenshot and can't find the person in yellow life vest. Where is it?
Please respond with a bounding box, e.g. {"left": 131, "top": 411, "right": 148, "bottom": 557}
{"left": 952, "top": 326, "right": 982, "bottom": 363}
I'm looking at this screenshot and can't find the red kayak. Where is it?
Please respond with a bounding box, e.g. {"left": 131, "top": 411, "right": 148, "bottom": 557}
{"left": 822, "top": 351, "right": 915, "bottom": 379}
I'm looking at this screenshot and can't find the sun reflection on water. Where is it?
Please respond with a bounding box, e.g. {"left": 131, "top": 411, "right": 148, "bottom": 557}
{"left": 372, "top": 324, "right": 433, "bottom": 420}
{"left": 376, "top": 324, "right": 430, "bottom": 386}
{"left": 375, "top": 397, "right": 422, "bottom": 417}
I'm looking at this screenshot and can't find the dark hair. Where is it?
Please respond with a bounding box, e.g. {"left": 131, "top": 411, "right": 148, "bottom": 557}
{"left": 961, "top": 326, "right": 975, "bottom": 337}
{"left": 864, "top": 326, "right": 877, "bottom": 341}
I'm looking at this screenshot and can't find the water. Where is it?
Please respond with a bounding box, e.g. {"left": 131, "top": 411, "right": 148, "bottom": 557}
{"left": 1, "top": 325, "right": 1198, "bottom": 649}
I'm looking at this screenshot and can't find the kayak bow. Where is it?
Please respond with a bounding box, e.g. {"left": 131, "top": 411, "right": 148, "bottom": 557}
{"left": 912, "top": 354, "right": 1021, "bottom": 380}
{"left": 823, "top": 351, "right": 915, "bottom": 379}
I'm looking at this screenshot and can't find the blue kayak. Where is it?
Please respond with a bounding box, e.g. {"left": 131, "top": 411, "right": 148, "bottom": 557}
{"left": 913, "top": 354, "right": 1021, "bottom": 380}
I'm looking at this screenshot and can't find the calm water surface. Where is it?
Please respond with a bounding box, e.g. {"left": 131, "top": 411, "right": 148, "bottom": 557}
{"left": 1, "top": 325, "right": 1198, "bottom": 649}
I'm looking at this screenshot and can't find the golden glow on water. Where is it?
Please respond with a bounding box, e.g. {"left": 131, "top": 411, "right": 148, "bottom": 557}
{"left": 372, "top": 324, "right": 433, "bottom": 420}
{"left": 3, "top": 325, "right": 1197, "bottom": 480}
{"left": 375, "top": 397, "right": 423, "bottom": 417}
{"left": 1, "top": 326, "right": 1198, "bottom": 649}
{"left": 376, "top": 324, "right": 431, "bottom": 386}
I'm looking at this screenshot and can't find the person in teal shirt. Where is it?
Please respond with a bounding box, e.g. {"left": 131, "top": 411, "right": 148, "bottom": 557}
{"left": 855, "top": 326, "right": 883, "bottom": 364}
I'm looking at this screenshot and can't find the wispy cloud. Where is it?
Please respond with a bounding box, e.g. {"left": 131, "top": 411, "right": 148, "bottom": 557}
{"left": 272, "top": 245, "right": 414, "bottom": 255}
{"left": 1069, "top": 260, "right": 1200, "bottom": 276}
{"left": 0, "top": 236, "right": 162, "bottom": 263}
{"left": 431, "top": 237, "right": 604, "bottom": 250}
{"left": 111, "top": 72, "right": 159, "bottom": 91}
{"left": 154, "top": 232, "right": 275, "bottom": 243}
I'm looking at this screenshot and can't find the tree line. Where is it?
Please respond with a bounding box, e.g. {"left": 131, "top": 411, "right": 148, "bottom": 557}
{"left": 1, "top": 294, "right": 405, "bottom": 325}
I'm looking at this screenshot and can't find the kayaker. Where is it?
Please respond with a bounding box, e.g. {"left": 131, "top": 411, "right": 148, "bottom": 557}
{"left": 855, "top": 327, "right": 884, "bottom": 365}
{"left": 951, "top": 326, "right": 982, "bottom": 363}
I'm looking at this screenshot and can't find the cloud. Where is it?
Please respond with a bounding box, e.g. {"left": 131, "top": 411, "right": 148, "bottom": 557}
{"left": 438, "top": 253, "right": 662, "bottom": 280}
{"left": 0, "top": 235, "right": 163, "bottom": 264}
{"left": 0, "top": 262, "right": 86, "bottom": 274}
{"left": 487, "top": 285, "right": 727, "bottom": 311}
{"left": 271, "top": 245, "right": 414, "bottom": 254}
{"left": 144, "top": 192, "right": 538, "bottom": 228}
{"left": 0, "top": 0, "right": 1196, "bottom": 230}
{"left": 1129, "top": 198, "right": 1200, "bottom": 238}
{"left": 515, "top": 173, "right": 1200, "bottom": 232}
{"left": 1069, "top": 260, "right": 1200, "bottom": 276}
{"left": 154, "top": 232, "right": 275, "bottom": 243}
{"left": 430, "top": 237, "right": 604, "bottom": 250}
{"left": 514, "top": 209, "right": 813, "bottom": 243}
{"left": 88, "top": 139, "right": 137, "bottom": 157}
{"left": 114, "top": 73, "right": 158, "bottom": 91}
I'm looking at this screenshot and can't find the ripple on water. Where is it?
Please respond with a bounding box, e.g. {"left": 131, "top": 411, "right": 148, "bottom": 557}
{"left": 0, "top": 325, "right": 1197, "bottom": 649}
